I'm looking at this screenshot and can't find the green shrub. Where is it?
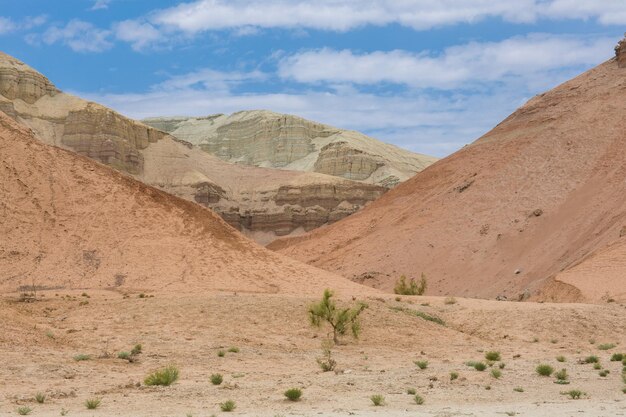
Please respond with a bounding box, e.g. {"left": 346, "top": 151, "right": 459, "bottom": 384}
{"left": 227, "top": 347, "right": 239, "bottom": 353}
{"left": 485, "top": 351, "right": 501, "bottom": 361}
{"left": 555, "top": 368, "right": 568, "bottom": 381}
{"left": 598, "top": 343, "right": 616, "bottom": 350}
{"left": 566, "top": 390, "right": 583, "bottom": 399}
{"left": 499, "top": 362, "right": 506, "bottom": 369}
{"left": 584, "top": 355, "right": 599, "bottom": 363}
{"left": 220, "top": 400, "right": 236, "bottom": 412}
{"left": 284, "top": 388, "right": 302, "bottom": 401}
{"left": 144, "top": 365, "right": 179, "bottom": 386}
{"left": 85, "top": 398, "right": 101, "bottom": 409}
{"left": 73, "top": 354, "right": 91, "bottom": 361}
{"left": 370, "top": 394, "right": 385, "bottom": 406}
{"left": 610, "top": 353, "right": 624, "bottom": 362}
{"left": 513, "top": 387, "right": 524, "bottom": 392}
{"left": 217, "top": 350, "right": 226, "bottom": 357}
{"left": 536, "top": 364, "right": 554, "bottom": 376}
{"left": 394, "top": 274, "right": 427, "bottom": 295}
{"left": 450, "top": 371, "right": 459, "bottom": 381}
{"left": 131, "top": 344, "right": 142, "bottom": 355}
{"left": 599, "top": 369, "right": 610, "bottom": 377}
{"left": 593, "top": 363, "right": 602, "bottom": 370}
{"left": 491, "top": 369, "right": 502, "bottom": 379}
{"left": 414, "top": 360, "right": 428, "bottom": 370}
{"left": 16, "top": 407, "right": 32, "bottom": 415}
{"left": 210, "top": 373, "right": 223, "bottom": 385}
{"left": 35, "top": 392, "right": 46, "bottom": 404}
{"left": 474, "top": 362, "right": 487, "bottom": 371}
{"left": 414, "top": 394, "right": 424, "bottom": 405}
{"left": 622, "top": 387, "right": 626, "bottom": 394}
{"left": 118, "top": 351, "right": 131, "bottom": 360}
{"left": 556, "top": 356, "right": 566, "bottom": 362}
{"left": 444, "top": 297, "right": 457, "bottom": 305}
{"left": 316, "top": 340, "right": 336, "bottom": 372}
{"left": 309, "top": 289, "right": 367, "bottom": 344}
{"left": 407, "top": 388, "right": 416, "bottom": 395}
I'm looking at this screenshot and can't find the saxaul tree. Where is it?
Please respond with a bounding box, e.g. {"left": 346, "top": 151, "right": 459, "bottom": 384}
{"left": 308, "top": 289, "right": 367, "bottom": 345}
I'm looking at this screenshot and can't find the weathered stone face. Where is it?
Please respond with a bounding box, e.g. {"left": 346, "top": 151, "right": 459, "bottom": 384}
{"left": 313, "top": 141, "right": 384, "bottom": 181}
{"left": 0, "top": 53, "right": 58, "bottom": 104}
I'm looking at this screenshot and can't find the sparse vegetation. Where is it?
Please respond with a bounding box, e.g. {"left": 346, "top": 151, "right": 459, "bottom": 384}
{"left": 17, "top": 406, "right": 32, "bottom": 415}
{"left": 485, "top": 351, "right": 501, "bottom": 361}
{"left": 117, "top": 351, "right": 131, "bottom": 360}
{"left": 598, "top": 343, "right": 616, "bottom": 350}
{"left": 227, "top": 347, "right": 239, "bottom": 353}
{"left": 554, "top": 368, "right": 569, "bottom": 384}
{"left": 35, "top": 392, "right": 46, "bottom": 404}
{"left": 309, "top": 289, "right": 367, "bottom": 344}
{"left": 85, "top": 398, "right": 101, "bottom": 409}
{"left": 394, "top": 273, "right": 427, "bottom": 295}
{"left": 593, "top": 363, "right": 602, "bottom": 370}
{"left": 74, "top": 354, "right": 91, "bottom": 361}
{"left": 370, "top": 394, "right": 385, "bottom": 406}
{"left": 536, "top": 364, "right": 554, "bottom": 376}
{"left": 217, "top": 350, "right": 226, "bottom": 357}
{"left": 131, "top": 344, "right": 142, "bottom": 355}
{"left": 210, "top": 373, "right": 223, "bottom": 385}
{"left": 610, "top": 353, "right": 624, "bottom": 361}
{"left": 584, "top": 355, "right": 599, "bottom": 364}
{"left": 444, "top": 296, "right": 457, "bottom": 305}
{"left": 220, "top": 400, "right": 236, "bottom": 412}
{"left": 566, "top": 389, "right": 584, "bottom": 399}
{"left": 491, "top": 368, "right": 502, "bottom": 379}
{"left": 474, "top": 362, "right": 487, "bottom": 371}
{"left": 407, "top": 388, "right": 416, "bottom": 395}
{"left": 556, "top": 355, "right": 566, "bottom": 362}
{"left": 144, "top": 365, "right": 179, "bottom": 386}
{"left": 284, "top": 388, "right": 302, "bottom": 401}
{"left": 316, "top": 339, "right": 337, "bottom": 372}
{"left": 513, "top": 387, "right": 524, "bottom": 392}
{"left": 450, "top": 371, "right": 459, "bottom": 381}
{"left": 414, "top": 360, "right": 428, "bottom": 370}
{"left": 599, "top": 369, "right": 610, "bottom": 377}
{"left": 414, "top": 394, "right": 424, "bottom": 405}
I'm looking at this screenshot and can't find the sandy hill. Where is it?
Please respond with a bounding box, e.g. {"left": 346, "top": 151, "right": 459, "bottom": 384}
{"left": 270, "top": 54, "right": 626, "bottom": 303}
{"left": 143, "top": 110, "right": 438, "bottom": 188}
{"left": 0, "top": 111, "right": 372, "bottom": 296}
{"left": 0, "top": 52, "right": 386, "bottom": 244}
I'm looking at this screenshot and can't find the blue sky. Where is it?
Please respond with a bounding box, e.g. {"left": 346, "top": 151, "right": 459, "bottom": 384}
{"left": 1, "top": 1, "right": 624, "bottom": 156}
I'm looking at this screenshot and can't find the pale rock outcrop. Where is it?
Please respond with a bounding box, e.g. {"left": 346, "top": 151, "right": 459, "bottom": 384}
{"left": 0, "top": 51, "right": 386, "bottom": 243}
{"left": 143, "top": 111, "right": 438, "bottom": 188}
{"left": 615, "top": 35, "right": 626, "bottom": 68}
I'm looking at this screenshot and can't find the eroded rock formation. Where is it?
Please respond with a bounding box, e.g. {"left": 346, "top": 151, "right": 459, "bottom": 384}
{"left": 143, "top": 111, "right": 438, "bottom": 188}
{"left": 0, "top": 52, "right": 386, "bottom": 243}
{"left": 615, "top": 35, "right": 626, "bottom": 68}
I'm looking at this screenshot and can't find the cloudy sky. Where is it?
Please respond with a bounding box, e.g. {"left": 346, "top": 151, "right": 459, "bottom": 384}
{"left": 2, "top": 1, "right": 624, "bottom": 156}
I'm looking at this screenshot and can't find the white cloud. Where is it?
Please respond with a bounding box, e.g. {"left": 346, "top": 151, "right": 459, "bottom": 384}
{"left": 156, "top": 68, "right": 266, "bottom": 92}
{"left": 146, "top": 0, "right": 626, "bottom": 35}
{"left": 0, "top": 17, "right": 16, "bottom": 34}
{"left": 278, "top": 34, "right": 615, "bottom": 89}
{"left": 91, "top": 0, "right": 111, "bottom": 11}
{"left": 113, "top": 20, "right": 161, "bottom": 51}
{"left": 41, "top": 19, "right": 113, "bottom": 52}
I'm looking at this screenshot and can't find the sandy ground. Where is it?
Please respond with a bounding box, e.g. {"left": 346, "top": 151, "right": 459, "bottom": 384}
{"left": 1, "top": 290, "right": 625, "bottom": 416}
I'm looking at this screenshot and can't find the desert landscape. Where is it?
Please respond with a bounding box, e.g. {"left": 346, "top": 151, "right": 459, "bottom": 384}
{"left": 1, "top": 2, "right": 626, "bottom": 416}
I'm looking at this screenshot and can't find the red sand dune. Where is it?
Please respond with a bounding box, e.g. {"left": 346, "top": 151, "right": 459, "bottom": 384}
{"left": 270, "top": 58, "right": 626, "bottom": 302}
{"left": 0, "top": 111, "right": 372, "bottom": 296}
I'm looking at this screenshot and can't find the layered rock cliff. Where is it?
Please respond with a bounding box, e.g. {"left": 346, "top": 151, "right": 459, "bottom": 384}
{"left": 616, "top": 35, "right": 626, "bottom": 68}
{"left": 143, "top": 111, "right": 438, "bottom": 188}
{"left": 0, "top": 52, "right": 386, "bottom": 243}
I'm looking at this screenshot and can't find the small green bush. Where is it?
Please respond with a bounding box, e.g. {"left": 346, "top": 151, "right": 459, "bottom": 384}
{"left": 593, "top": 363, "right": 602, "bottom": 370}
{"left": 131, "top": 344, "right": 142, "bottom": 355}
{"left": 414, "top": 360, "right": 428, "bottom": 370}
{"left": 144, "top": 365, "right": 179, "bottom": 386}
{"left": 444, "top": 297, "right": 457, "bottom": 305}
{"left": 536, "top": 364, "right": 554, "bottom": 376}
{"left": 598, "top": 343, "right": 616, "bottom": 350}
{"left": 227, "top": 347, "right": 239, "bottom": 353}
{"left": 556, "top": 356, "right": 566, "bottom": 362}
{"left": 584, "top": 355, "right": 599, "bottom": 363}
{"left": 566, "top": 390, "right": 583, "bottom": 399}
{"left": 491, "top": 369, "right": 502, "bottom": 379}
{"left": 599, "top": 369, "right": 610, "bottom": 377}
{"left": 217, "top": 350, "right": 226, "bottom": 357}
{"left": 284, "top": 388, "right": 302, "bottom": 401}
{"left": 499, "top": 362, "right": 506, "bottom": 369}
{"left": 610, "top": 353, "right": 624, "bottom": 362}
{"left": 513, "top": 387, "right": 524, "bottom": 392}
{"left": 74, "top": 354, "right": 91, "bottom": 361}
{"left": 210, "top": 373, "right": 223, "bottom": 385}
{"left": 370, "top": 394, "right": 385, "bottom": 406}
{"left": 394, "top": 274, "right": 427, "bottom": 295}
{"left": 555, "top": 368, "right": 568, "bottom": 381}
{"left": 17, "top": 407, "right": 32, "bottom": 415}
{"left": 474, "top": 362, "right": 487, "bottom": 371}
{"left": 220, "top": 400, "right": 236, "bottom": 412}
{"left": 118, "top": 351, "right": 131, "bottom": 360}
{"left": 85, "top": 398, "right": 101, "bottom": 409}
{"left": 407, "top": 388, "right": 416, "bottom": 395}
{"left": 450, "top": 371, "right": 459, "bottom": 381}
{"left": 485, "top": 351, "right": 501, "bottom": 361}
{"left": 414, "top": 394, "right": 424, "bottom": 405}
{"left": 35, "top": 392, "right": 46, "bottom": 404}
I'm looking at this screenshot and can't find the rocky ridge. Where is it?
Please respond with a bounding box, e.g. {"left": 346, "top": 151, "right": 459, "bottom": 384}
{"left": 0, "top": 51, "right": 386, "bottom": 243}
{"left": 143, "top": 111, "right": 437, "bottom": 188}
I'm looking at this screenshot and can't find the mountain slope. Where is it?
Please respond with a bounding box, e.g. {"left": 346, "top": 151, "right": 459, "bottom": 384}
{"left": 0, "top": 51, "right": 386, "bottom": 244}
{"left": 270, "top": 55, "right": 626, "bottom": 302}
{"left": 0, "top": 111, "right": 372, "bottom": 296}
{"left": 143, "top": 110, "right": 438, "bottom": 188}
